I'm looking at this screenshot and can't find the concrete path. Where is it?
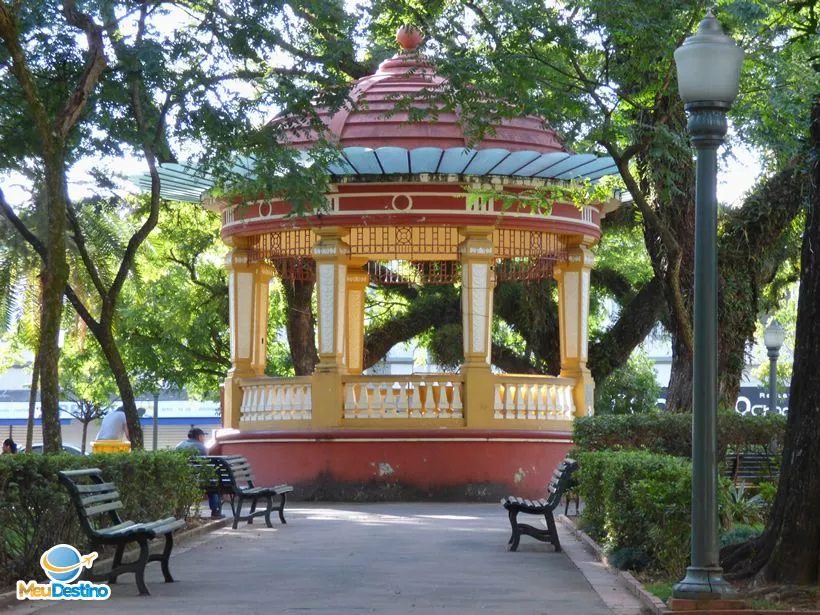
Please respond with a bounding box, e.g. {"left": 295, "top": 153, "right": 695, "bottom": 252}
{"left": 7, "top": 503, "right": 648, "bottom": 615}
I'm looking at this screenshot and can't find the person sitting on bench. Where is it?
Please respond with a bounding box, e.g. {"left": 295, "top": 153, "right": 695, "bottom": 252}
{"left": 175, "top": 428, "right": 223, "bottom": 519}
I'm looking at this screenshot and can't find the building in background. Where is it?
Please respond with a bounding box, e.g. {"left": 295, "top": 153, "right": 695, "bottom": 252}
{"left": 0, "top": 361, "right": 220, "bottom": 450}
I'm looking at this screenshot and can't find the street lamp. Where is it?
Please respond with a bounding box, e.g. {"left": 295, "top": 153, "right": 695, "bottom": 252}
{"left": 764, "top": 319, "right": 785, "bottom": 415}
{"left": 672, "top": 9, "right": 744, "bottom": 602}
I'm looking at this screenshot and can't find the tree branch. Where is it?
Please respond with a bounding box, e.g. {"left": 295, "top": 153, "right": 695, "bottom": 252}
{"left": 588, "top": 275, "right": 666, "bottom": 383}
{"left": 0, "top": 187, "right": 46, "bottom": 258}
{"left": 55, "top": 0, "right": 107, "bottom": 139}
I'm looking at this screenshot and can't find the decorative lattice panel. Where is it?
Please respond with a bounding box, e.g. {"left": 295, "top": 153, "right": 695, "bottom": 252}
{"left": 368, "top": 260, "right": 460, "bottom": 286}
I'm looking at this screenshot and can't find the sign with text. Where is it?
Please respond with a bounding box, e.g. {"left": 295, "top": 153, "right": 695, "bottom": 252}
{"left": 658, "top": 386, "right": 788, "bottom": 416}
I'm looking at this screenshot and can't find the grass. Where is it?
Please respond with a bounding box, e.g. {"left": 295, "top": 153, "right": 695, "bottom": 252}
{"left": 747, "top": 598, "right": 788, "bottom": 610}
{"left": 644, "top": 581, "right": 674, "bottom": 603}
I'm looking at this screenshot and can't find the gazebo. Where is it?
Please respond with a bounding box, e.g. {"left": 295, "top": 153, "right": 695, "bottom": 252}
{"left": 150, "top": 28, "right": 620, "bottom": 499}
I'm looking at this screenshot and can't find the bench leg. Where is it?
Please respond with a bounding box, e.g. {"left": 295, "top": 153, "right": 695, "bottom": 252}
{"left": 248, "top": 498, "right": 257, "bottom": 525}
{"left": 507, "top": 508, "right": 521, "bottom": 552}
{"left": 134, "top": 539, "right": 151, "bottom": 596}
{"left": 278, "top": 493, "right": 288, "bottom": 524}
{"left": 233, "top": 497, "right": 243, "bottom": 530}
{"left": 264, "top": 495, "right": 273, "bottom": 528}
{"left": 147, "top": 532, "right": 175, "bottom": 583}
{"left": 545, "top": 511, "right": 561, "bottom": 552}
{"left": 109, "top": 544, "right": 125, "bottom": 584}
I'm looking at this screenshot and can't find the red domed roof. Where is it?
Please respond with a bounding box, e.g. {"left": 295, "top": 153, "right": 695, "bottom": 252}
{"left": 279, "top": 38, "right": 566, "bottom": 154}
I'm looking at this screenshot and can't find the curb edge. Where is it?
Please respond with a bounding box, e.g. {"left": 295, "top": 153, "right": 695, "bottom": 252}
{"left": 558, "top": 514, "right": 668, "bottom": 615}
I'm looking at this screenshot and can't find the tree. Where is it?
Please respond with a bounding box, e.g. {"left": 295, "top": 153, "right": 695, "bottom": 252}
{"left": 721, "top": 14, "right": 820, "bottom": 581}
{"left": 0, "top": 0, "right": 107, "bottom": 452}
{"left": 59, "top": 338, "right": 117, "bottom": 453}
{"left": 356, "top": 0, "right": 812, "bottom": 409}
{"left": 119, "top": 200, "right": 231, "bottom": 397}
{"left": 1, "top": 1, "right": 370, "bottom": 449}
{"left": 594, "top": 349, "right": 661, "bottom": 415}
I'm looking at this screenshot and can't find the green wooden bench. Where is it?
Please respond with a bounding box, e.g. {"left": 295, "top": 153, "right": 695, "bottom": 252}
{"left": 501, "top": 458, "right": 578, "bottom": 552}
{"left": 58, "top": 468, "right": 185, "bottom": 596}
{"left": 201, "top": 455, "right": 294, "bottom": 529}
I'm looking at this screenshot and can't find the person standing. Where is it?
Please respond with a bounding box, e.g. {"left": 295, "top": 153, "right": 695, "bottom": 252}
{"left": 95, "top": 407, "right": 129, "bottom": 441}
{"left": 176, "top": 428, "right": 224, "bottom": 519}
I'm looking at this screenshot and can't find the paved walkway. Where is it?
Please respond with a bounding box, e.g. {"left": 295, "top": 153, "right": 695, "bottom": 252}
{"left": 7, "top": 503, "right": 648, "bottom": 615}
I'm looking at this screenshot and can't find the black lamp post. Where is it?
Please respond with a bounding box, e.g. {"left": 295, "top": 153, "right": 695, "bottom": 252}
{"left": 672, "top": 9, "right": 744, "bottom": 601}
{"left": 763, "top": 319, "right": 785, "bottom": 415}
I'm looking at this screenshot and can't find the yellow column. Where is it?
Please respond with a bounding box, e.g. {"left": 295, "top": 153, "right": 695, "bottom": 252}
{"left": 223, "top": 240, "right": 273, "bottom": 428}
{"left": 554, "top": 242, "right": 596, "bottom": 417}
{"left": 458, "top": 227, "right": 496, "bottom": 428}
{"left": 345, "top": 263, "right": 369, "bottom": 375}
{"left": 311, "top": 228, "right": 349, "bottom": 427}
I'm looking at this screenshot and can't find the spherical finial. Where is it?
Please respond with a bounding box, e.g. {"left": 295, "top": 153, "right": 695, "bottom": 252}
{"left": 396, "top": 25, "right": 423, "bottom": 51}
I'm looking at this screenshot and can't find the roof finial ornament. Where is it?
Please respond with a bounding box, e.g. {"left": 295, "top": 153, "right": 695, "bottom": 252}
{"left": 396, "top": 24, "right": 424, "bottom": 52}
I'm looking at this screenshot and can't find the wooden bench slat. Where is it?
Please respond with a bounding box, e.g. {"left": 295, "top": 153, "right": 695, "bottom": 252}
{"left": 75, "top": 481, "right": 118, "bottom": 494}
{"left": 80, "top": 491, "right": 122, "bottom": 506}
{"left": 83, "top": 500, "right": 124, "bottom": 516}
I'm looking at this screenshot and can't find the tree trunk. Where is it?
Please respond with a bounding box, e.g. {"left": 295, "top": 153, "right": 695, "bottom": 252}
{"left": 25, "top": 349, "right": 40, "bottom": 453}
{"left": 665, "top": 337, "right": 694, "bottom": 412}
{"left": 721, "top": 94, "right": 820, "bottom": 585}
{"left": 95, "top": 327, "right": 144, "bottom": 449}
{"left": 80, "top": 417, "right": 88, "bottom": 454}
{"left": 634, "top": 100, "right": 696, "bottom": 414}
{"left": 39, "top": 157, "right": 69, "bottom": 454}
{"left": 756, "top": 93, "right": 820, "bottom": 584}
{"left": 281, "top": 277, "right": 318, "bottom": 376}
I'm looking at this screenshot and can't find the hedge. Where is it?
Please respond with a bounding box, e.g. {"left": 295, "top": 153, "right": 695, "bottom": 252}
{"left": 573, "top": 411, "right": 785, "bottom": 459}
{"left": 0, "top": 450, "right": 202, "bottom": 589}
{"left": 576, "top": 450, "right": 692, "bottom": 577}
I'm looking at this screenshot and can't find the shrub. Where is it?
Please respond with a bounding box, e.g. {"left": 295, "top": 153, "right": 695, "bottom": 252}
{"left": 607, "top": 546, "right": 652, "bottom": 571}
{"left": 594, "top": 350, "right": 661, "bottom": 415}
{"left": 757, "top": 481, "right": 778, "bottom": 521}
{"left": 720, "top": 524, "right": 763, "bottom": 548}
{"left": 718, "top": 482, "right": 765, "bottom": 529}
{"left": 573, "top": 411, "right": 786, "bottom": 459}
{"left": 0, "top": 450, "right": 201, "bottom": 589}
{"left": 576, "top": 450, "right": 692, "bottom": 576}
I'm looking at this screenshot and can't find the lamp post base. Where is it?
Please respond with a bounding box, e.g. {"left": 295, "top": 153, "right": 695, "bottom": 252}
{"left": 672, "top": 566, "right": 735, "bottom": 601}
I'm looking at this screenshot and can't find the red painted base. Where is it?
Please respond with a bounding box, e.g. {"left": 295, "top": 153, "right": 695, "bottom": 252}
{"left": 212, "top": 429, "right": 573, "bottom": 501}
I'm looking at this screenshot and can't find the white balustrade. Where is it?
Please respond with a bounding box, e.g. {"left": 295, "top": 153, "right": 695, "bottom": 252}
{"left": 344, "top": 379, "right": 463, "bottom": 419}
{"left": 239, "top": 380, "right": 313, "bottom": 422}
{"left": 493, "top": 380, "right": 575, "bottom": 420}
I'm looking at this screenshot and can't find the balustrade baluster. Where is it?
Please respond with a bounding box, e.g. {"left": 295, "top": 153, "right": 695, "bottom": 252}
{"left": 451, "top": 383, "right": 463, "bottom": 418}
{"left": 282, "top": 386, "right": 293, "bottom": 420}
{"left": 515, "top": 384, "right": 527, "bottom": 419}
{"left": 409, "top": 384, "right": 422, "bottom": 418}
{"left": 424, "top": 382, "right": 436, "bottom": 417}
{"left": 504, "top": 385, "right": 515, "bottom": 419}
{"left": 395, "top": 383, "right": 408, "bottom": 418}
{"left": 303, "top": 384, "right": 312, "bottom": 418}
{"left": 525, "top": 384, "right": 537, "bottom": 419}
{"left": 356, "top": 384, "right": 369, "bottom": 418}
{"left": 536, "top": 385, "right": 547, "bottom": 420}
{"left": 344, "top": 384, "right": 357, "bottom": 419}
{"left": 292, "top": 385, "right": 303, "bottom": 419}
{"left": 493, "top": 385, "right": 504, "bottom": 419}
{"left": 383, "top": 385, "right": 395, "bottom": 417}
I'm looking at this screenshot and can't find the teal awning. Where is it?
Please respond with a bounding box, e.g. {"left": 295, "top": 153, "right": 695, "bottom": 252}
{"left": 135, "top": 147, "right": 618, "bottom": 203}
